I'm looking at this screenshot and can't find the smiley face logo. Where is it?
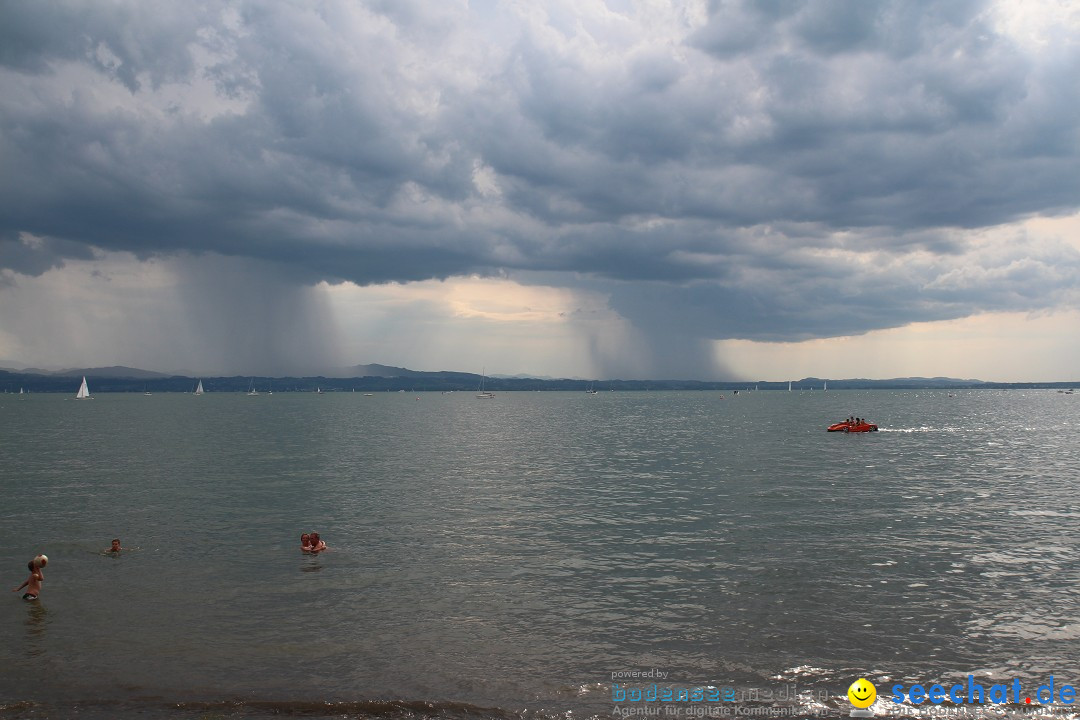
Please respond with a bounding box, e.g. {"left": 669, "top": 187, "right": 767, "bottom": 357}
{"left": 848, "top": 678, "right": 876, "bottom": 709}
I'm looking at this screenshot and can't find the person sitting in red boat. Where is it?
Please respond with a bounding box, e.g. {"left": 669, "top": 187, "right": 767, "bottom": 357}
{"left": 828, "top": 416, "right": 877, "bottom": 432}
{"left": 845, "top": 417, "right": 878, "bottom": 433}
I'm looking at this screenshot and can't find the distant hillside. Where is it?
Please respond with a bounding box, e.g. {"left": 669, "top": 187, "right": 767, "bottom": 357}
{"left": 340, "top": 363, "right": 429, "bottom": 378}
{"left": 799, "top": 376, "right": 987, "bottom": 389}
{"left": 22, "top": 365, "right": 172, "bottom": 379}
{"left": 339, "top": 363, "right": 483, "bottom": 381}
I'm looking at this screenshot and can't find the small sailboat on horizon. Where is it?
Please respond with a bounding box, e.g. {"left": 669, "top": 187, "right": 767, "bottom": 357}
{"left": 476, "top": 368, "right": 495, "bottom": 399}
{"left": 194, "top": 380, "right": 204, "bottom": 396}
{"left": 75, "top": 376, "right": 92, "bottom": 400}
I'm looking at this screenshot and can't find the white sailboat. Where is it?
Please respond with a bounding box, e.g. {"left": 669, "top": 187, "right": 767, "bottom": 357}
{"left": 194, "top": 380, "right": 204, "bottom": 396}
{"left": 824, "top": 380, "right": 828, "bottom": 391}
{"left": 788, "top": 380, "right": 792, "bottom": 392}
{"left": 75, "top": 376, "right": 91, "bottom": 399}
{"left": 476, "top": 369, "right": 495, "bottom": 399}
{"left": 247, "top": 379, "right": 258, "bottom": 396}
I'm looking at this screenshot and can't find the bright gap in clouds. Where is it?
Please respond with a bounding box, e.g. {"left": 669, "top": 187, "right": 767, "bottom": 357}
{"left": 321, "top": 276, "right": 638, "bottom": 379}
{"left": 717, "top": 310, "right": 1080, "bottom": 383}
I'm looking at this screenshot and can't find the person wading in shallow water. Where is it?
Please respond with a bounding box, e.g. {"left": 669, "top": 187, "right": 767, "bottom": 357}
{"left": 13, "top": 555, "right": 47, "bottom": 600}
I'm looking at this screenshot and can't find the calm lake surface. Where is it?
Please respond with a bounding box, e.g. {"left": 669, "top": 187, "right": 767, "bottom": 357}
{"left": 1, "top": 389, "right": 1079, "bottom": 719}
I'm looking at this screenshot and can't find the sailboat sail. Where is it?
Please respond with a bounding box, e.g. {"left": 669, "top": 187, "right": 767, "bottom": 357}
{"left": 75, "top": 376, "right": 90, "bottom": 399}
{"left": 194, "top": 380, "right": 204, "bottom": 395}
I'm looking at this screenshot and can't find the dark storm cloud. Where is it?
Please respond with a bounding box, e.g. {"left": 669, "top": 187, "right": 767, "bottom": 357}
{"left": 2, "top": 0, "right": 1079, "bottom": 357}
{"left": 0, "top": 1, "right": 214, "bottom": 90}
{"left": 0, "top": 232, "right": 96, "bottom": 279}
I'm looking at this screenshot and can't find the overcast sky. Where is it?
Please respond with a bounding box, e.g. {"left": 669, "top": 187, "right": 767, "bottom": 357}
{"left": 2, "top": 0, "right": 1079, "bottom": 380}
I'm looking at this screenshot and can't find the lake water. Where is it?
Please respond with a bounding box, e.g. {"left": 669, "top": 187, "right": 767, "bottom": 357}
{"left": 1, "top": 389, "right": 1079, "bottom": 719}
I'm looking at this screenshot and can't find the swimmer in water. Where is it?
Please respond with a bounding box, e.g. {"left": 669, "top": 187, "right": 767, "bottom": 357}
{"left": 102, "top": 538, "right": 139, "bottom": 554}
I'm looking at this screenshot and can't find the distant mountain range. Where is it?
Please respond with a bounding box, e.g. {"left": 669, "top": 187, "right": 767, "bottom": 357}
{"left": 1, "top": 363, "right": 1077, "bottom": 394}
{"left": 338, "top": 363, "right": 471, "bottom": 379}
{"left": 340, "top": 364, "right": 566, "bottom": 381}
{"left": 801, "top": 376, "right": 987, "bottom": 387}
{"left": 12, "top": 365, "right": 173, "bottom": 379}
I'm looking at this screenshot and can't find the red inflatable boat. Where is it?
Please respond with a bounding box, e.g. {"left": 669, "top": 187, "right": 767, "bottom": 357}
{"left": 827, "top": 420, "right": 878, "bottom": 432}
